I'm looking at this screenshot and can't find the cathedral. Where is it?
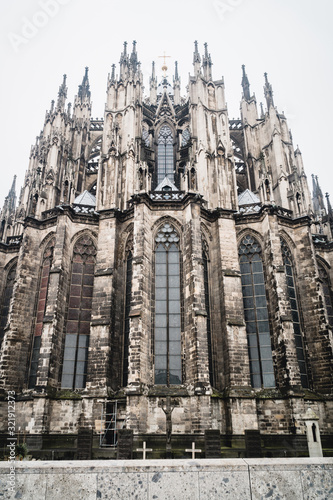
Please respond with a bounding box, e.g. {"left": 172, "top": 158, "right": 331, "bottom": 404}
{"left": 0, "top": 41, "right": 332, "bottom": 459}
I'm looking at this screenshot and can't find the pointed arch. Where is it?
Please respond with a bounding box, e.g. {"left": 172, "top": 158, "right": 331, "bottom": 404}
{"left": 61, "top": 234, "right": 97, "bottom": 389}
{"left": 238, "top": 234, "right": 275, "bottom": 388}
{"left": 152, "top": 215, "right": 183, "bottom": 239}
{"left": 280, "top": 238, "right": 308, "bottom": 388}
{"left": 154, "top": 221, "right": 182, "bottom": 385}
{"left": 28, "top": 237, "right": 56, "bottom": 388}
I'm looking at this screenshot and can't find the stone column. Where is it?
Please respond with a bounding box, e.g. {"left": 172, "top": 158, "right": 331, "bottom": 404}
{"left": 0, "top": 223, "right": 43, "bottom": 391}
{"left": 295, "top": 224, "right": 333, "bottom": 393}
{"left": 262, "top": 210, "right": 302, "bottom": 389}
{"left": 218, "top": 214, "right": 251, "bottom": 388}
{"left": 127, "top": 202, "right": 152, "bottom": 390}
{"left": 86, "top": 213, "right": 116, "bottom": 394}
{"left": 184, "top": 201, "right": 211, "bottom": 389}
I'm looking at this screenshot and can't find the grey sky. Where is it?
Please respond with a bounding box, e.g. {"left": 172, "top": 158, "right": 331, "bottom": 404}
{"left": 1, "top": 0, "right": 332, "bottom": 206}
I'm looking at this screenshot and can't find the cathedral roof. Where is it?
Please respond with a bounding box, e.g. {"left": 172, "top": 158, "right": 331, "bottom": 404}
{"left": 73, "top": 190, "right": 96, "bottom": 207}
{"left": 238, "top": 189, "right": 260, "bottom": 206}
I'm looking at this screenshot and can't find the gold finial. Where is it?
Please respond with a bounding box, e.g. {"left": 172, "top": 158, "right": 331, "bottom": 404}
{"left": 158, "top": 51, "right": 171, "bottom": 77}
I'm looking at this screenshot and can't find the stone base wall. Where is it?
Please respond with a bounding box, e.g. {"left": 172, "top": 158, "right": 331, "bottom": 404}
{"left": 0, "top": 458, "right": 332, "bottom": 500}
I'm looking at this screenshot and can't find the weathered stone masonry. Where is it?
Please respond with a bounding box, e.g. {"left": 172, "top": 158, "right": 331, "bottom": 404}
{"left": 0, "top": 42, "right": 332, "bottom": 458}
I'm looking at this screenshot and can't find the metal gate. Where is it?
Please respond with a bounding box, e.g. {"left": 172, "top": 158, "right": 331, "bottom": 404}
{"left": 99, "top": 400, "right": 118, "bottom": 447}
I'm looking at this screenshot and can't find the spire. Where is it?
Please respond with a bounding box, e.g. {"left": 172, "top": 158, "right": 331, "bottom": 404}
{"left": 57, "top": 74, "right": 67, "bottom": 110}
{"left": 193, "top": 40, "right": 201, "bottom": 63}
{"left": 175, "top": 61, "right": 179, "bottom": 81}
{"left": 122, "top": 41, "right": 128, "bottom": 59}
{"left": 173, "top": 61, "right": 181, "bottom": 105}
{"left": 241, "top": 65, "right": 251, "bottom": 101}
{"left": 78, "top": 67, "right": 91, "bottom": 101}
{"left": 151, "top": 61, "right": 156, "bottom": 81}
{"left": 260, "top": 102, "right": 265, "bottom": 118}
{"left": 264, "top": 72, "right": 274, "bottom": 109}
{"left": 193, "top": 40, "right": 202, "bottom": 77}
{"left": 8, "top": 176, "right": 17, "bottom": 213}
{"left": 120, "top": 41, "right": 129, "bottom": 79}
{"left": 312, "top": 174, "right": 326, "bottom": 216}
{"left": 130, "top": 40, "right": 138, "bottom": 72}
{"left": 1, "top": 176, "right": 17, "bottom": 219}
{"left": 202, "top": 42, "right": 213, "bottom": 80}
{"left": 325, "top": 192, "right": 332, "bottom": 217}
{"left": 111, "top": 64, "right": 116, "bottom": 82}
{"left": 150, "top": 61, "right": 157, "bottom": 105}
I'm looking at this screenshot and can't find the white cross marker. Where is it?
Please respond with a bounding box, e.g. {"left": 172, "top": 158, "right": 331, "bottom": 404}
{"left": 185, "top": 442, "right": 202, "bottom": 459}
{"left": 136, "top": 441, "right": 153, "bottom": 460}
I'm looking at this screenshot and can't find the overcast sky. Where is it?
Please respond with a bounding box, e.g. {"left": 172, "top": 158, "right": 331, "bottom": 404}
{"left": 1, "top": 0, "right": 332, "bottom": 208}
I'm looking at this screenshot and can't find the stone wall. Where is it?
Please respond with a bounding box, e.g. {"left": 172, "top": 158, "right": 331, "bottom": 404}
{"left": 0, "top": 458, "right": 332, "bottom": 499}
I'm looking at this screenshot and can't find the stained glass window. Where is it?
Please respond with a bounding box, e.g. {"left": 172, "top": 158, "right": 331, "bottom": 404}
{"left": 0, "top": 261, "right": 17, "bottom": 350}
{"left": 157, "top": 126, "right": 174, "bottom": 185}
{"left": 28, "top": 238, "right": 55, "bottom": 389}
{"left": 317, "top": 261, "right": 333, "bottom": 328}
{"left": 281, "top": 239, "right": 308, "bottom": 388}
{"left": 239, "top": 235, "right": 275, "bottom": 388}
{"left": 154, "top": 222, "right": 181, "bottom": 385}
{"left": 61, "top": 236, "right": 96, "bottom": 389}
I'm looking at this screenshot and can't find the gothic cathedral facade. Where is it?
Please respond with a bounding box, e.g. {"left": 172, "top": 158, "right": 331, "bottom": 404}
{"left": 0, "top": 42, "right": 332, "bottom": 458}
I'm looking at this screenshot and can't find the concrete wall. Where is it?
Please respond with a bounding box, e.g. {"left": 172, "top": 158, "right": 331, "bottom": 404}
{"left": 0, "top": 458, "right": 332, "bottom": 499}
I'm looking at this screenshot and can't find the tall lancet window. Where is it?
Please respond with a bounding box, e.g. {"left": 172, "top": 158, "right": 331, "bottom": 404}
{"left": 280, "top": 239, "right": 308, "bottom": 388}
{"left": 239, "top": 235, "right": 275, "bottom": 388}
{"left": 122, "top": 236, "right": 133, "bottom": 387}
{"left": 28, "top": 238, "right": 55, "bottom": 389}
{"left": 157, "top": 125, "right": 174, "bottom": 185}
{"left": 154, "top": 222, "right": 182, "bottom": 385}
{"left": 317, "top": 262, "right": 333, "bottom": 328}
{"left": 0, "top": 261, "right": 17, "bottom": 350}
{"left": 61, "top": 236, "right": 96, "bottom": 389}
{"left": 202, "top": 241, "right": 214, "bottom": 386}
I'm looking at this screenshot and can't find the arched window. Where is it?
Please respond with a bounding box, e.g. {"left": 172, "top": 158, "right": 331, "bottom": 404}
{"left": 28, "top": 238, "right": 55, "bottom": 389}
{"left": 122, "top": 241, "right": 133, "bottom": 387}
{"left": 317, "top": 261, "right": 333, "bottom": 328}
{"left": 0, "top": 261, "right": 17, "bottom": 350}
{"left": 203, "top": 241, "right": 214, "bottom": 386}
{"left": 157, "top": 125, "right": 174, "bottom": 185}
{"left": 239, "top": 235, "right": 275, "bottom": 388}
{"left": 281, "top": 239, "right": 308, "bottom": 388}
{"left": 61, "top": 236, "right": 96, "bottom": 389}
{"left": 154, "top": 222, "right": 181, "bottom": 385}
